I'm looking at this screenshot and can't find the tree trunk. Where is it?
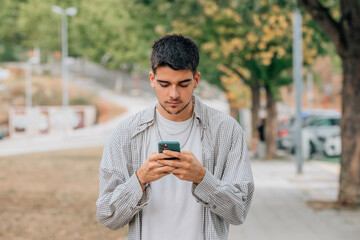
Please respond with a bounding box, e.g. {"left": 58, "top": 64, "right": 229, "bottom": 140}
{"left": 265, "top": 84, "right": 277, "bottom": 159}
{"left": 338, "top": 56, "right": 360, "bottom": 205}
{"left": 250, "top": 81, "right": 261, "bottom": 138}
{"left": 298, "top": 0, "right": 360, "bottom": 206}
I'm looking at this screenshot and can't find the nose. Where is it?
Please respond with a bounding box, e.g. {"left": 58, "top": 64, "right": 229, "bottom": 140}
{"left": 169, "top": 86, "right": 179, "bottom": 99}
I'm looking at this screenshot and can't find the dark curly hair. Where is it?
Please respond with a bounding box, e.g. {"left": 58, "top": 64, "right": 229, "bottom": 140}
{"left": 150, "top": 34, "right": 199, "bottom": 76}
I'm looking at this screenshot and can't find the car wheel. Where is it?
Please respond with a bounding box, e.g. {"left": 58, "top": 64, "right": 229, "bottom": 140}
{"left": 307, "top": 141, "right": 315, "bottom": 159}
{"left": 323, "top": 137, "right": 341, "bottom": 157}
{"left": 290, "top": 146, "right": 295, "bottom": 154}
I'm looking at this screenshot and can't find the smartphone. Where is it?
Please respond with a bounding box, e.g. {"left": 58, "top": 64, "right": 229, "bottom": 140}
{"left": 158, "top": 141, "right": 180, "bottom": 160}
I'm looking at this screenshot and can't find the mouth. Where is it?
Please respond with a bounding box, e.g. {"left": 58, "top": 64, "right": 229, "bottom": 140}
{"left": 158, "top": 98, "right": 191, "bottom": 115}
{"left": 166, "top": 101, "right": 181, "bottom": 106}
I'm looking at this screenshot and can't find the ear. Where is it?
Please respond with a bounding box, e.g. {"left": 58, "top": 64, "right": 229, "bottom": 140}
{"left": 194, "top": 72, "right": 200, "bottom": 89}
{"left": 149, "top": 71, "right": 155, "bottom": 88}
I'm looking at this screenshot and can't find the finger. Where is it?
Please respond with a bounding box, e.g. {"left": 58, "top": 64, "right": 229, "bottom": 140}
{"left": 171, "top": 170, "right": 187, "bottom": 180}
{"left": 178, "top": 151, "right": 197, "bottom": 163}
{"left": 171, "top": 168, "right": 182, "bottom": 175}
{"left": 150, "top": 161, "right": 174, "bottom": 169}
{"left": 181, "top": 151, "right": 194, "bottom": 156}
{"left": 148, "top": 153, "right": 168, "bottom": 162}
{"left": 152, "top": 163, "right": 176, "bottom": 172}
{"left": 164, "top": 151, "right": 192, "bottom": 162}
{"left": 147, "top": 152, "right": 159, "bottom": 162}
{"left": 163, "top": 150, "right": 182, "bottom": 159}
{"left": 154, "top": 165, "right": 176, "bottom": 174}
{"left": 157, "top": 159, "right": 183, "bottom": 168}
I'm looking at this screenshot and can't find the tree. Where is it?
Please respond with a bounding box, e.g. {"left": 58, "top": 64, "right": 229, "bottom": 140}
{"left": 71, "top": 0, "right": 157, "bottom": 72}
{"left": 299, "top": 0, "right": 360, "bottom": 206}
{"left": 164, "top": 1, "right": 294, "bottom": 158}
{"left": 178, "top": 1, "right": 321, "bottom": 158}
{"left": 0, "top": 0, "right": 26, "bottom": 61}
{"left": 136, "top": 0, "right": 323, "bottom": 159}
{"left": 17, "top": 0, "right": 59, "bottom": 60}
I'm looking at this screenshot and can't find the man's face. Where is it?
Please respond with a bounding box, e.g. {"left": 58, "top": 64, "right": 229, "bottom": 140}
{"left": 149, "top": 66, "right": 200, "bottom": 121}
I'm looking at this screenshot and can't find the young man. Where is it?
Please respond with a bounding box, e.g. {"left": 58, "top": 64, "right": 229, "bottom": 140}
{"left": 96, "top": 34, "right": 254, "bottom": 240}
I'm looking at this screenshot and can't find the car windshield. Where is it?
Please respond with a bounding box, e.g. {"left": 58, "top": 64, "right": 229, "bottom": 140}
{"left": 308, "top": 118, "right": 340, "bottom": 126}
{"left": 288, "top": 116, "right": 340, "bottom": 128}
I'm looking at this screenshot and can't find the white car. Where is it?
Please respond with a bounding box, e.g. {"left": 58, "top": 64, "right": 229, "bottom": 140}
{"left": 323, "top": 134, "right": 341, "bottom": 157}
{"left": 279, "top": 111, "right": 341, "bottom": 159}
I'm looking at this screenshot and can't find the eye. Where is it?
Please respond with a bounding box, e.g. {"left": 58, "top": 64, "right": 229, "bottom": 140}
{"left": 179, "top": 84, "right": 189, "bottom": 88}
{"left": 159, "top": 83, "right": 169, "bottom": 88}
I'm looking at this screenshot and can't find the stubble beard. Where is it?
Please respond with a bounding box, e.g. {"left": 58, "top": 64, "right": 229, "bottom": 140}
{"left": 158, "top": 98, "right": 192, "bottom": 115}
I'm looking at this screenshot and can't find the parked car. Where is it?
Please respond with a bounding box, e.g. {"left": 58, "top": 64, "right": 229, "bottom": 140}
{"left": 278, "top": 110, "right": 341, "bottom": 159}
{"left": 323, "top": 133, "right": 341, "bottom": 157}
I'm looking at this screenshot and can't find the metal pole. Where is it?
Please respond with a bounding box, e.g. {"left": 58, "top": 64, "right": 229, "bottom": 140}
{"left": 62, "top": 11, "right": 70, "bottom": 134}
{"left": 26, "top": 63, "right": 32, "bottom": 136}
{"left": 26, "top": 63, "right": 32, "bottom": 110}
{"left": 293, "top": 7, "right": 303, "bottom": 173}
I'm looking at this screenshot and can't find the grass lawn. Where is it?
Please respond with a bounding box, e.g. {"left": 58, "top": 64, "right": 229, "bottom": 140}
{"left": 0, "top": 147, "right": 128, "bottom": 240}
{"left": 312, "top": 157, "right": 340, "bottom": 163}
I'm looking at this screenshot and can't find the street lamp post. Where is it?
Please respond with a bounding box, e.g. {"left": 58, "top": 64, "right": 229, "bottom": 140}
{"left": 25, "top": 47, "right": 40, "bottom": 136}
{"left": 293, "top": 7, "right": 304, "bottom": 174}
{"left": 52, "top": 6, "right": 77, "bottom": 134}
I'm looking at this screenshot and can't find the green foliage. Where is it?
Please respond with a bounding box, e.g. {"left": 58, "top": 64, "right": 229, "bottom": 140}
{"left": 69, "top": 0, "right": 162, "bottom": 72}
{"left": 17, "top": 0, "right": 59, "bottom": 50}
{"left": 0, "top": 0, "right": 25, "bottom": 61}
{"left": 0, "top": 0, "right": 333, "bottom": 94}
{"left": 0, "top": 43, "right": 23, "bottom": 61}
{"left": 0, "top": 0, "right": 24, "bottom": 43}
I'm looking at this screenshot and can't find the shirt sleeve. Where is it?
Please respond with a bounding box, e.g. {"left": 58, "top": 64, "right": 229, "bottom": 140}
{"left": 96, "top": 127, "right": 151, "bottom": 230}
{"left": 191, "top": 123, "right": 254, "bottom": 225}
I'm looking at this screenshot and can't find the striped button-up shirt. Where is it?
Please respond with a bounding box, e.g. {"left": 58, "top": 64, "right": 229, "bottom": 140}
{"left": 96, "top": 96, "right": 254, "bottom": 240}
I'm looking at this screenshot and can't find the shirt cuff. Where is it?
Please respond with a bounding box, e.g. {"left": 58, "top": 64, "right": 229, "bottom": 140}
{"left": 125, "top": 172, "right": 151, "bottom": 209}
{"left": 192, "top": 169, "right": 221, "bottom": 204}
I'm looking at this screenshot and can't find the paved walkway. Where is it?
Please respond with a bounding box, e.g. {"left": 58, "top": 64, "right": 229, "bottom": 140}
{"left": 228, "top": 159, "right": 360, "bottom": 240}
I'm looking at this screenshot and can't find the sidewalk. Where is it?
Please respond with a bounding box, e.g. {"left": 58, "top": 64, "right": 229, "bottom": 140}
{"left": 228, "top": 159, "right": 360, "bottom": 240}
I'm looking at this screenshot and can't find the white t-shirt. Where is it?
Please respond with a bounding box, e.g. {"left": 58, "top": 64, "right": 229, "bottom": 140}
{"left": 141, "top": 109, "right": 203, "bottom": 240}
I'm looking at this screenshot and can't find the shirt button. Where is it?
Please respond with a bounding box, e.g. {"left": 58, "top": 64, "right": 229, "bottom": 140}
{"left": 196, "top": 200, "right": 200, "bottom": 203}
{"left": 130, "top": 207, "right": 134, "bottom": 210}
{"left": 212, "top": 205, "right": 216, "bottom": 209}
{"left": 242, "top": 196, "right": 247, "bottom": 201}
{"left": 137, "top": 127, "right": 140, "bottom": 131}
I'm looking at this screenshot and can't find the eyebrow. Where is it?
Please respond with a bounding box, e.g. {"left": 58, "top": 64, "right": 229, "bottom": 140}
{"left": 156, "top": 79, "right": 192, "bottom": 84}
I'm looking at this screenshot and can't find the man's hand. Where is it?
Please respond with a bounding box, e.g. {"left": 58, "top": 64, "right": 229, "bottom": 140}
{"left": 136, "top": 152, "right": 176, "bottom": 190}
{"left": 157, "top": 150, "right": 206, "bottom": 184}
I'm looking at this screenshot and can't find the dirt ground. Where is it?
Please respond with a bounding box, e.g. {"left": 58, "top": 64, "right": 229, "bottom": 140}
{"left": 0, "top": 147, "right": 128, "bottom": 240}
